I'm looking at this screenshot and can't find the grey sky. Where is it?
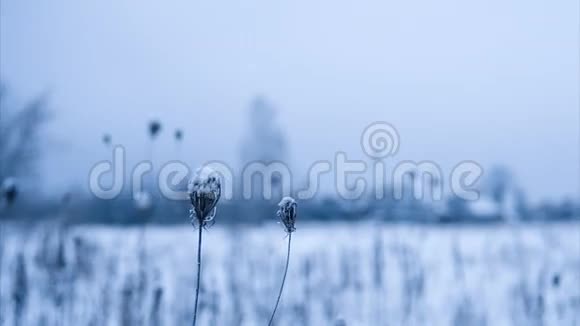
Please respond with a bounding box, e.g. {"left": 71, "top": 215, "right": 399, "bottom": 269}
{"left": 1, "top": 0, "right": 578, "bottom": 202}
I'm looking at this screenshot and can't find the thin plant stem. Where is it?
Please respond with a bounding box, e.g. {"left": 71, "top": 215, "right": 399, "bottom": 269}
{"left": 192, "top": 226, "right": 203, "bottom": 326}
{"left": 268, "top": 232, "right": 292, "bottom": 326}
{"left": 137, "top": 225, "right": 148, "bottom": 325}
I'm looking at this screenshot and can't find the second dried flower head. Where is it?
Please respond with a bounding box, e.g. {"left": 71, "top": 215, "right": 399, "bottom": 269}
{"left": 277, "top": 197, "right": 297, "bottom": 233}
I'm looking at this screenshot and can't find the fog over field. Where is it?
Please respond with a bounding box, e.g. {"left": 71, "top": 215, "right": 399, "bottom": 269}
{"left": 1, "top": 0, "right": 578, "bottom": 325}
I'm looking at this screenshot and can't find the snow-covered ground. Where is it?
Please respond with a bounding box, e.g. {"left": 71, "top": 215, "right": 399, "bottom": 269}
{"left": 1, "top": 222, "right": 579, "bottom": 326}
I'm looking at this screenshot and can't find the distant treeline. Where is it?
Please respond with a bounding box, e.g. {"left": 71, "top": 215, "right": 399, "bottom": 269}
{"left": 1, "top": 194, "right": 578, "bottom": 225}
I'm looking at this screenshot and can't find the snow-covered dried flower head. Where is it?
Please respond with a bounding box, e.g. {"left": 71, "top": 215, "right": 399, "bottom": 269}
{"left": 277, "top": 197, "right": 297, "bottom": 233}
{"left": 188, "top": 167, "right": 221, "bottom": 227}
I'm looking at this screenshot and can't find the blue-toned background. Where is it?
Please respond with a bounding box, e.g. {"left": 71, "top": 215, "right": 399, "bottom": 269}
{"left": 0, "top": 0, "right": 578, "bottom": 325}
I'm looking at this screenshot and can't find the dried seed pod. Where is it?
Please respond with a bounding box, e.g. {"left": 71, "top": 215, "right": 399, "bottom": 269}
{"left": 175, "top": 129, "right": 183, "bottom": 141}
{"left": 188, "top": 168, "right": 221, "bottom": 228}
{"left": 277, "top": 197, "right": 297, "bottom": 233}
{"left": 2, "top": 177, "right": 18, "bottom": 206}
{"left": 102, "top": 133, "right": 112, "bottom": 146}
{"left": 148, "top": 120, "right": 162, "bottom": 139}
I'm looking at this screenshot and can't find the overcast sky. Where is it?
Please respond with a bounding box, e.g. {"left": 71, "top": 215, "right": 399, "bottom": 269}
{"left": 1, "top": 0, "right": 578, "bottom": 203}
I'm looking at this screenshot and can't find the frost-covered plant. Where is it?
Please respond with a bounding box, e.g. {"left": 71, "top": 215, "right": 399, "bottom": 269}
{"left": 174, "top": 129, "right": 183, "bottom": 142}
{"left": 148, "top": 120, "right": 162, "bottom": 140}
{"left": 1, "top": 177, "right": 18, "bottom": 207}
{"left": 277, "top": 197, "right": 297, "bottom": 234}
{"left": 12, "top": 253, "right": 28, "bottom": 326}
{"left": 134, "top": 189, "right": 153, "bottom": 323}
{"left": 102, "top": 133, "right": 112, "bottom": 147}
{"left": 268, "top": 196, "right": 297, "bottom": 326}
{"left": 188, "top": 168, "right": 221, "bottom": 326}
{"left": 133, "top": 191, "right": 153, "bottom": 215}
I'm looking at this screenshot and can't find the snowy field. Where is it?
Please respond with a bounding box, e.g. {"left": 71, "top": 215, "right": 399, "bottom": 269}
{"left": 0, "top": 222, "right": 579, "bottom": 326}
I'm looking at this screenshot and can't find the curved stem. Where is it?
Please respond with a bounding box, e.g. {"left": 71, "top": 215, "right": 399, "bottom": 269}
{"left": 268, "top": 232, "right": 292, "bottom": 326}
{"left": 192, "top": 226, "right": 203, "bottom": 326}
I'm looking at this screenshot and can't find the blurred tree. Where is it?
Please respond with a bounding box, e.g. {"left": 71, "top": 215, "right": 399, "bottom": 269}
{"left": 240, "top": 96, "right": 288, "bottom": 194}
{"left": 512, "top": 187, "right": 531, "bottom": 221}
{"left": 0, "top": 83, "right": 50, "bottom": 187}
{"left": 442, "top": 195, "right": 472, "bottom": 223}
{"left": 238, "top": 96, "right": 288, "bottom": 221}
{"left": 240, "top": 96, "right": 287, "bottom": 164}
{"left": 481, "top": 165, "right": 526, "bottom": 222}
{"left": 484, "top": 165, "right": 513, "bottom": 206}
